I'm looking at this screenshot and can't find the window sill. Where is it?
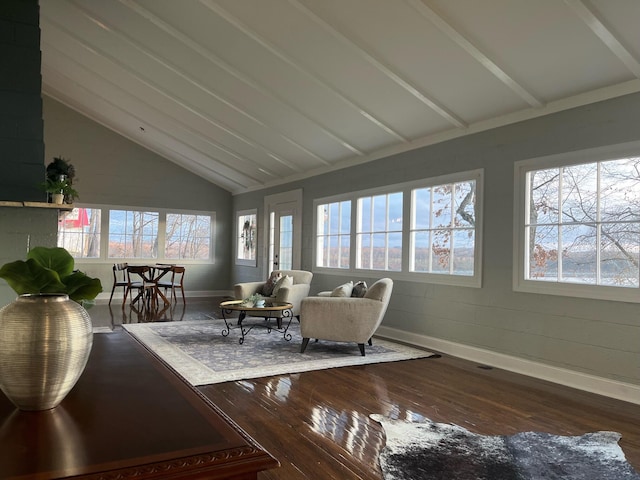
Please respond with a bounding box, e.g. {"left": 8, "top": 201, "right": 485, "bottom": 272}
{"left": 514, "top": 279, "right": 640, "bottom": 304}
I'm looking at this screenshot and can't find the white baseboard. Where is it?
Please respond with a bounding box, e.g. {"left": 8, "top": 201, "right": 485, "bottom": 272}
{"left": 376, "top": 325, "right": 640, "bottom": 406}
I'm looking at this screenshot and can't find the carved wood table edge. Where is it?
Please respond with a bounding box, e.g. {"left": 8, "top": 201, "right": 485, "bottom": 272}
{"left": 0, "top": 331, "right": 280, "bottom": 479}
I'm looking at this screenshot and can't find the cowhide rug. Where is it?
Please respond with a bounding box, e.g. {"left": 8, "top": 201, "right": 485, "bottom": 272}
{"left": 371, "top": 414, "right": 640, "bottom": 480}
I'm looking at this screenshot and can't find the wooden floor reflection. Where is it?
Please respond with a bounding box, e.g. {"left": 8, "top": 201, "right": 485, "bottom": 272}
{"left": 200, "top": 356, "right": 640, "bottom": 479}
{"left": 89, "top": 297, "right": 228, "bottom": 330}
{"left": 89, "top": 299, "right": 640, "bottom": 479}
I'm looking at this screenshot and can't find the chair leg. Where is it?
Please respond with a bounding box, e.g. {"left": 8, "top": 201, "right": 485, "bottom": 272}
{"left": 368, "top": 338, "right": 373, "bottom": 346}
{"left": 109, "top": 285, "right": 116, "bottom": 305}
{"left": 358, "top": 343, "right": 366, "bottom": 356}
{"left": 301, "top": 338, "right": 310, "bottom": 353}
{"left": 122, "top": 287, "right": 130, "bottom": 307}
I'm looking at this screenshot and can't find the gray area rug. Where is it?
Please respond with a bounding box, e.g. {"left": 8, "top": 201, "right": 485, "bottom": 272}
{"left": 123, "top": 319, "right": 433, "bottom": 386}
{"left": 371, "top": 414, "right": 640, "bottom": 480}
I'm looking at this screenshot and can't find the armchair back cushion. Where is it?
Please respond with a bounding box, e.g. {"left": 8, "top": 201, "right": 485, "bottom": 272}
{"left": 234, "top": 269, "right": 313, "bottom": 317}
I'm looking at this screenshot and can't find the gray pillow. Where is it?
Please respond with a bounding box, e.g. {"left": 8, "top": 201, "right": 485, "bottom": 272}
{"left": 351, "top": 281, "right": 368, "bottom": 298}
{"left": 261, "top": 272, "right": 282, "bottom": 296}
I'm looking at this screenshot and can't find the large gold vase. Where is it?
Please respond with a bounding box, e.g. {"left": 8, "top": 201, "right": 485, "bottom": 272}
{"left": 0, "top": 294, "right": 93, "bottom": 411}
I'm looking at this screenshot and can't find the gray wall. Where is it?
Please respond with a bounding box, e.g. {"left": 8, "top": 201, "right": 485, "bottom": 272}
{"left": 41, "top": 96, "right": 234, "bottom": 298}
{"left": 233, "top": 92, "right": 640, "bottom": 389}
{"left": 0, "top": 209, "right": 58, "bottom": 305}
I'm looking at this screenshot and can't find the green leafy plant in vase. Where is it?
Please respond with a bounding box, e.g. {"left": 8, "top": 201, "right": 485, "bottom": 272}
{"left": 41, "top": 176, "right": 78, "bottom": 205}
{"left": 0, "top": 247, "right": 103, "bottom": 410}
{"left": 42, "top": 157, "right": 78, "bottom": 204}
{"left": 0, "top": 246, "right": 101, "bottom": 305}
{"left": 242, "top": 293, "right": 265, "bottom": 308}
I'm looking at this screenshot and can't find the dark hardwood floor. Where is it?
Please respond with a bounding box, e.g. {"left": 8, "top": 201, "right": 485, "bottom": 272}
{"left": 91, "top": 298, "right": 640, "bottom": 479}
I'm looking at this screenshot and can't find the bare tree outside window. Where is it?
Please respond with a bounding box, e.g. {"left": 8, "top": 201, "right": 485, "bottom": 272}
{"left": 312, "top": 170, "right": 482, "bottom": 286}
{"left": 109, "top": 210, "right": 159, "bottom": 258}
{"left": 526, "top": 157, "right": 640, "bottom": 287}
{"left": 165, "top": 213, "right": 211, "bottom": 260}
{"left": 58, "top": 208, "right": 101, "bottom": 258}
{"left": 411, "top": 180, "right": 476, "bottom": 275}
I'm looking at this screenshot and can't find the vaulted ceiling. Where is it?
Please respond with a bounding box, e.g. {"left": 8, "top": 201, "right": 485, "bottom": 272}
{"left": 40, "top": 0, "right": 640, "bottom": 194}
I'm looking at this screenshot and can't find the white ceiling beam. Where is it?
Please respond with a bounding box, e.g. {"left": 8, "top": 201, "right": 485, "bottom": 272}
{"left": 43, "top": 84, "right": 253, "bottom": 193}
{"left": 564, "top": 0, "right": 640, "bottom": 78}
{"left": 67, "top": 1, "right": 306, "bottom": 173}
{"left": 406, "top": 0, "right": 543, "bottom": 108}
{"left": 288, "top": 0, "right": 466, "bottom": 129}
{"left": 118, "top": 0, "right": 363, "bottom": 161}
{"left": 41, "top": 16, "right": 288, "bottom": 179}
{"left": 41, "top": 56, "right": 265, "bottom": 189}
{"left": 199, "top": 0, "right": 408, "bottom": 144}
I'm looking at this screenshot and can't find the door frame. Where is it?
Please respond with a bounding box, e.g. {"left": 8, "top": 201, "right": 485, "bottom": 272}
{"left": 263, "top": 189, "right": 302, "bottom": 272}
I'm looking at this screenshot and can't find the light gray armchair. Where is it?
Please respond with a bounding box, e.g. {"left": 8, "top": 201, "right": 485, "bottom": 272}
{"left": 234, "top": 269, "right": 313, "bottom": 319}
{"left": 299, "top": 278, "right": 393, "bottom": 356}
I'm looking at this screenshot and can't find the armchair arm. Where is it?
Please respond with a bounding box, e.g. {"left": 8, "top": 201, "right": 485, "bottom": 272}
{"left": 234, "top": 281, "right": 265, "bottom": 300}
{"left": 275, "top": 283, "right": 311, "bottom": 316}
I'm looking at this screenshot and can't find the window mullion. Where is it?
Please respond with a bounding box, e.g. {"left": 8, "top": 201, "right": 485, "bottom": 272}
{"left": 429, "top": 189, "right": 434, "bottom": 273}
{"left": 557, "top": 167, "right": 564, "bottom": 282}
{"left": 450, "top": 186, "right": 455, "bottom": 275}
{"left": 353, "top": 199, "right": 358, "bottom": 269}
{"left": 595, "top": 162, "right": 602, "bottom": 284}
{"left": 334, "top": 203, "right": 339, "bottom": 268}
{"left": 384, "top": 195, "right": 389, "bottom": 270}
{"left": 102, "top": 209, "right": 110, "bottom": 259}
{"left": 158, "top": 211, "right": 166, "bottom": 262}
{"left": 368, "top": 199, "right": 373, "bottom": 269}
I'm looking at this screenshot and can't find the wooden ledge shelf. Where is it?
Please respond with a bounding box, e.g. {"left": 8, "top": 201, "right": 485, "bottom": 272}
{"left": 0, "top": 201, "right": 74, "bottom": 211}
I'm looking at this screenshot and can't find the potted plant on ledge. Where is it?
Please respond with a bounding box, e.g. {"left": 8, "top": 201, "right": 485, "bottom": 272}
{"left": 0, "top": 246, "right": 102, "bottom": 410}
{"left": 42, "top": 176, "right": 78, "bottom": 205}
{"left": 42, "top": 157, "right": 78, "bottom": 204}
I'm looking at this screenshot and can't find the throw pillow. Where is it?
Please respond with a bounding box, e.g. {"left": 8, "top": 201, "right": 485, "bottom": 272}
{"left": 351, "top": 280, "right": 368, "bottom": 298}
{"left": 272, "top": 274, "right": 293, "bottom": 296}
{"left": 261, "top": 272, "right": 282, "bottom": 296}
{"left": 330, "top": 281, "right": 353, "bottom": 297}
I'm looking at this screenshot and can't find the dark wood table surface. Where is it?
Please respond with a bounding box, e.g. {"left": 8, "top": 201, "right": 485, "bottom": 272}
{"left": 0, "top": 330, "right": 279, "bottom": 479}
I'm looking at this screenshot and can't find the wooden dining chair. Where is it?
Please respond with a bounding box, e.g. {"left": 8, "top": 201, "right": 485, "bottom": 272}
{"left": 157, "top": 266, "right": 186, "bottom": 304}
{"left": 124, "top": 265, "right": 154, "bottom": 308}
{"left": 109, "top": 263, "right": 129, "bottom": 305}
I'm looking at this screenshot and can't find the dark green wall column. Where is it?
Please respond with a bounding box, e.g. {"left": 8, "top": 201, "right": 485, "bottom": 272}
{"left": 0, "top": 0, "right": 45, "bottom": 201}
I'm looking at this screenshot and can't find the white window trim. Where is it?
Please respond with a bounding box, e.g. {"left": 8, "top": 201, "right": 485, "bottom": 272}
{"left": 68, "top": 203, "right": 215, "bottom": 265}
{"left": 513, "top": 141, "right": 640, "bottom": 303}
{"left": 312, "top": 169, "right": 484, "bottom": 288}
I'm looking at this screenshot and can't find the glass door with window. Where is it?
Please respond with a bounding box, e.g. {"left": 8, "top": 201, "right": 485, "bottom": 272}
{"left": 269, "top": 205, "right": 294, "bottom": 271}
{"left": 265, "top": 190, "right": 302, "bottom": 272}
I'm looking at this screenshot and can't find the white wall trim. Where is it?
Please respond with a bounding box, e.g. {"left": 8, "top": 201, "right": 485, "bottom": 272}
{"left": 376, "top": 325, "right": 640, "bottom": 405}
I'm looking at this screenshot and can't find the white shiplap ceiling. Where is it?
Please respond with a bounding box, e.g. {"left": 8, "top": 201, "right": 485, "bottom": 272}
{"left": 40, "top": 0, "right": 640, "bottom": 194}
